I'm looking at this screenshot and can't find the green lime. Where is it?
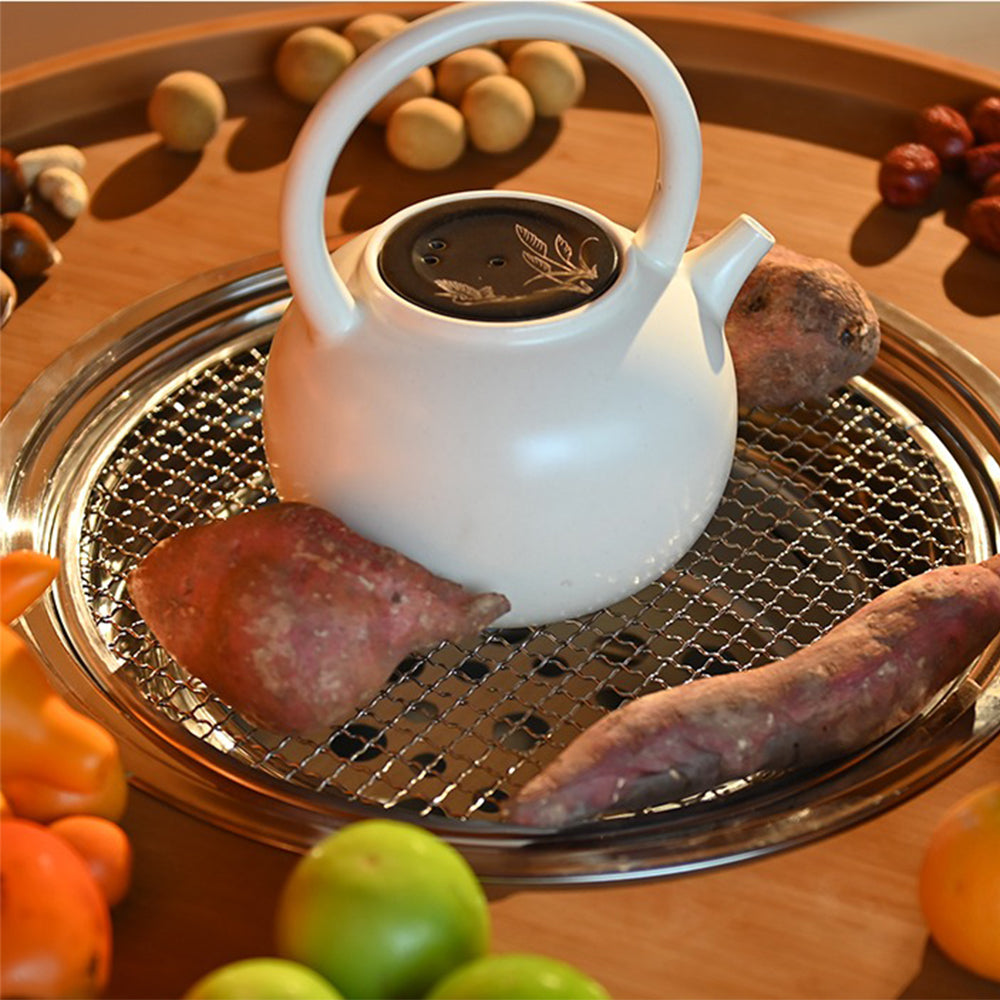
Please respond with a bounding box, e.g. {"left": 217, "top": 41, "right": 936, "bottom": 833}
{"left": 427, "top": 952, "right": 610, "bottom": 999}
{"left": 183, "top": 957, "right": 342, "bottom": 999}
{"left": 274, "top": 819, "right": 490, "bottom": 999}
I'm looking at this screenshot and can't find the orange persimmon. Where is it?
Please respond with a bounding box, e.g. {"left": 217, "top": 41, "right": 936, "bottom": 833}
{"left": 3, "top": 764, "right": 129, "bottom": 825}
{"left": 1, "top": 550, "right": 60, "bottom": 624}
{"left": 919, "top": 782, "right": 1000, "bottom": 982}
{"left": 1, "top": 622, "right": 127, "bottom": 822}
{"left": 0, "top": 817, "right": 112, "bottom": 999}
{"left": 50, "top": 814, "right": 133, "bottom": 907}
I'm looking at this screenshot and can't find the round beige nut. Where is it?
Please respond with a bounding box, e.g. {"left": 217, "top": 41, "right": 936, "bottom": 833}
{"left": 274, "top": 26, "right": 355, "bottom": 105}
{"left": 385, "top": 97, "right": 466, "bottom": 171}
{"left": 496, "top": 39, "right": 530, "bottom": 60}
{"left": 461, "top": 76, "right": 535, "bottom": 154}
{"left": 148, "top": 70, "right": 227, "bottom": 152}
{"left": 509, "top": 41, "right": 585, "bottom": 117}
{"left": 435, "top": 47, "right": 507, "bottom": 105}
{"left": 342, "top": 12, "right": 407, "bottom": 54}
{"left": 368, "top": 66, "right": 434, "bottom": 125}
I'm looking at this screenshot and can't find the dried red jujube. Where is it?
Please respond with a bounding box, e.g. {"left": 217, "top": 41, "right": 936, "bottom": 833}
{"left": 878, "top": 142, "right": 941, "bottom": 207}
{"left": 915, "top": 104, "right": 974, "bottom": 171}
{"left": 968, "top": 95, "right": 1000, "bottom": 144}
{"left": 963, "top": 194, "right": 1000, "bottom": 254}
{"left": 964, "top": 142, "right": 1000, "bottom": 188}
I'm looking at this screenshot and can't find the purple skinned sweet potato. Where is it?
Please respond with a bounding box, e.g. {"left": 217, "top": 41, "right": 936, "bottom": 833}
{"left": 689, "top": 234, "right": 881, "bottom": 410}
{"left": 127, "top": 502, "right": 509, "bottom": 735}
{"left": 509, "top": 557, "right": 1000, "bottom": 828}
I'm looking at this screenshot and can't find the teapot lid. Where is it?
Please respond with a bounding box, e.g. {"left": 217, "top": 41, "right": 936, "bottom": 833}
{"left": 377, "top": 196, "right": 620, "bottom": 321}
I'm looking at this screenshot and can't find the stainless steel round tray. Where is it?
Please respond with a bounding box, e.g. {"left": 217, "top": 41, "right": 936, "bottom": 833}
{"left": 3, "top": 252, "right": 1000, "bottom": 886}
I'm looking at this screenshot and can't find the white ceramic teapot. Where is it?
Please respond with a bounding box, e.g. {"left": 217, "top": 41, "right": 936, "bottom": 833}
{"left": 263, "top": 1, "right": 774, "bottom": 626}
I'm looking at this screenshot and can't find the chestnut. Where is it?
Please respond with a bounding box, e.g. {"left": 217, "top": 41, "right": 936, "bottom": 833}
{"left": 1, "top": 148, "right": 28, "bottom": 213}
{"left": 1, "top": 212, "right": 62, "bottom": 283}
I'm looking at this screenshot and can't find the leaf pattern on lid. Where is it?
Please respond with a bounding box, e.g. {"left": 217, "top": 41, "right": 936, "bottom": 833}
{"left": 433, "top": 225, "right": 601, "bottom": 307}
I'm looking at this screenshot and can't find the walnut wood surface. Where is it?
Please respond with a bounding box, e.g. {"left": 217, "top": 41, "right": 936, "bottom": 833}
{"left": 2, "top": 5, "right": 999, "bottom": 999}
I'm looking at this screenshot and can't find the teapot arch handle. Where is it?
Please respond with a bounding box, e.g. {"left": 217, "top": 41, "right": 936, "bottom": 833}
{"left": 281, "top": 0, "right": 702, "bottom": 341}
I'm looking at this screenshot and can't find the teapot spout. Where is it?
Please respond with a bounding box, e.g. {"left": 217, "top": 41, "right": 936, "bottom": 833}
{"left": 687, "top": 214, "right": 774, "bottom": 326}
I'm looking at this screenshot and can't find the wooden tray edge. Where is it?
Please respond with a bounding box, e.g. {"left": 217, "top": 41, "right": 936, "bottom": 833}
{"left": 3, "top": 2, "right": 999, "bottom": 141}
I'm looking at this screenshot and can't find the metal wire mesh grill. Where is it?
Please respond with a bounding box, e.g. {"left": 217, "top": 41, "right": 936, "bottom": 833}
{"left": 76, "top": 334, "right": 969, "bottom": 824}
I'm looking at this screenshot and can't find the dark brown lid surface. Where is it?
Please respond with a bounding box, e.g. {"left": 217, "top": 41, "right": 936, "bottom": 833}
{"left": 377, "top": 196, "right": 620, "bottom": 321}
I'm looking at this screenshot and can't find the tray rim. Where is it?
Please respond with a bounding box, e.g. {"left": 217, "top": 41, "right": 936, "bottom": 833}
{"left": 3, "top": 253, "right": 1000, "bottom": 885}
{"left": 3, "top": 2, "right": 1000, "bottom": 142}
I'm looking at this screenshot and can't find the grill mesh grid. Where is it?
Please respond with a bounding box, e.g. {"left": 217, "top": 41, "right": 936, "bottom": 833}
{"left": 77, "top": 338, "right": 968, "bottom": 823}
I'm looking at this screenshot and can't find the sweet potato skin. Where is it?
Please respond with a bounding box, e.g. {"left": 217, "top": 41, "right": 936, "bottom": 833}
{"left": 127, "top": 502, "right": 509, "bottom": 735}
{"left": 510, "top": 557, "right": 1000, "bottom": 827}
{"left": 690, "top": 236, "right": 881, "bottom": 410}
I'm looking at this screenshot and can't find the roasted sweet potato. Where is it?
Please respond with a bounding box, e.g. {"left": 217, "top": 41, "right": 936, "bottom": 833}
{"left": 127, "top": 502, "right": 509, "bottom": 735}
{"left": 510, "top": 556, "right": 1000, "bottom": 827}
{"left": 690, "top": 235, "right": 881, "bottom": 410}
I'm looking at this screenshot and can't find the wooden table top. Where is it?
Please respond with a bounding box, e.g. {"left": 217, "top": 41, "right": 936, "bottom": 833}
{"left": 2, "top": 4, "right": 999, "bottom": 998}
